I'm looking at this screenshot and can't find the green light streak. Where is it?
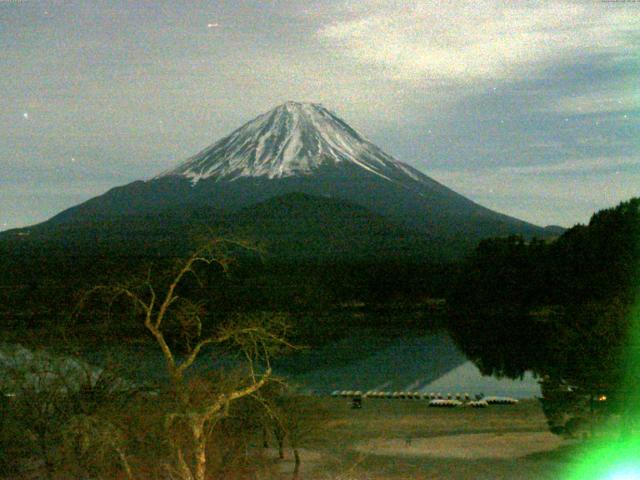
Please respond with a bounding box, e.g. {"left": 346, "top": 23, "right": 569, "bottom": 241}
{"left": 564, "top": 437, "right": 640, "bottom": 480}
{"left": 562, "top": 300, "right": 640, "bottom": 477}
{"left": 564, "top": 199, "right": 640, "bottom": 479}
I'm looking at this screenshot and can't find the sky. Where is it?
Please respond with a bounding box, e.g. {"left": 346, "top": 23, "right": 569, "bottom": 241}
{"left": 1, "top": 0, "right": 638, "bottom": 230}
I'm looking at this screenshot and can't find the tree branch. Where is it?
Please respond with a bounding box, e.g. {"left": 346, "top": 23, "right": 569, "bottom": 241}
{"left": 176, "top": 337, "right": 215, "bottom": 377}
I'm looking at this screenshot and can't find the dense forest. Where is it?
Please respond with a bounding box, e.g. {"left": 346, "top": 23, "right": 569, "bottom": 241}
{"left": 1, "top": 187, "right": 542, "bottom": 346}
{"left": 447, "top": 198, "right": 640, "bottom": 434}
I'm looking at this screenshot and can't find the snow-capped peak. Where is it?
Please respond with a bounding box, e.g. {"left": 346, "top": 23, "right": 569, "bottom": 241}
{"left": 157, "top": 102, "right": 427, "bottom": 185}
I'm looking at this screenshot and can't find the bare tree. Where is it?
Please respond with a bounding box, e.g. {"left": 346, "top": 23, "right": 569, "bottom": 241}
{"left": 0, "top": 349, "right": 69, "bottom": 479}
{"left": 0, "top": 344, "right": 134, "bottom": 479}
{"left": 62, "top": 413, "right": 135, "bottom": 480}
{"left": 270, "top": 393, "right": 329, "bottom": 479}
{"left": 83, "top": 239, "right": 293, "bottom": 480}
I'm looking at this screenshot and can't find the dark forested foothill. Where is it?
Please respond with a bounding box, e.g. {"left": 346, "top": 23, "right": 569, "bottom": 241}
{"left": 447, "top": 198, "right": 640, "bottom": 435}
{"left": 0, "top": 203, "right": 454, "bottom": 349}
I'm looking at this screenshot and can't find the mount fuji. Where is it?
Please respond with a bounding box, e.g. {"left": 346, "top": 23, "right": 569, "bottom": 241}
{"left": 14, "top": 102, "right": 549, "bottom": 259}
{"left": 157, "top": 101, "right": 439, "bottom": 185}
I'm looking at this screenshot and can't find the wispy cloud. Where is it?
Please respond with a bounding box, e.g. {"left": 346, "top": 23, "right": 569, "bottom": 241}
{"left": 499, "top": 156, "right": 640, "bottom": 176}
{"left": 429, "top": 156, "right": 638, "bottom": 226}
{"left": 317, "top": 1, "right": 639, "bottom": 83}
{"left": 544, "top": 90, "right": 639, "bottom": 115}
{"left": 429, "top": 156, "right": 638, "bottom": 184}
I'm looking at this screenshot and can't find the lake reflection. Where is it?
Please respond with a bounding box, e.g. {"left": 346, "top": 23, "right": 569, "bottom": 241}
{"left": 280, "top": 332, "right": 540, "bottom": 398}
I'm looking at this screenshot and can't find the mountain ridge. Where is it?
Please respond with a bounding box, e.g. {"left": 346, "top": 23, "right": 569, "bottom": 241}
{"left": 7, "top": 101, "right": 553, "bottom": 259}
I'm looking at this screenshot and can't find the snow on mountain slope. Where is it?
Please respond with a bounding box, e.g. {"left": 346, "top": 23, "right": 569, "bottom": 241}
{"left": 158, "top": 101, "right": 432, "bottom": 186}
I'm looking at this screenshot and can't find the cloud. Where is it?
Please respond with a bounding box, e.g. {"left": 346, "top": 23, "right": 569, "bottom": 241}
{"left": 317, "top": 1, "right": 639, "bottom": 83}
{"left": 429, "top": 156, "right": 638, "bottom": 226}
{"left": 544, "top": 90, "right": 639, "bottom": 115}
{"left": 498, "top": 156, "right": 640, "bottom": 175}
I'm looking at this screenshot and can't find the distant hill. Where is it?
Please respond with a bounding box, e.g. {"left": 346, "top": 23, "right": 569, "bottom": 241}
{"left": 1, "top": 192, "right": 437, "bottom": 261}
{"left": 228, "top": 192, "right": 438, "bottom": 261}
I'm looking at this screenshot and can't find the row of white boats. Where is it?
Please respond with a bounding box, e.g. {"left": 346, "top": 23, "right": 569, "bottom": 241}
{"left": 330, "top": 390, "right": 519, "bottom": 407}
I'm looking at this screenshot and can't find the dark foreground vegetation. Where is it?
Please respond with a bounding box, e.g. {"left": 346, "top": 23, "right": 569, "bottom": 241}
{"left": 0, "top": 241, "right": 327, "bottom": 479}
{"left": 1, "top": 197, "right": 638, "bottom": 477}
{"left": 0, "top": 390, "right": 589, "bottom": 480}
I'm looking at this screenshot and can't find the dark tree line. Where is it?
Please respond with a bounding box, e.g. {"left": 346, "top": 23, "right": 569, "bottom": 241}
{"left": 0, "top": 228, "right": 454, "bottom": 347}
{"left": 447, "top": 198, "right": 640, "bottom": 435}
